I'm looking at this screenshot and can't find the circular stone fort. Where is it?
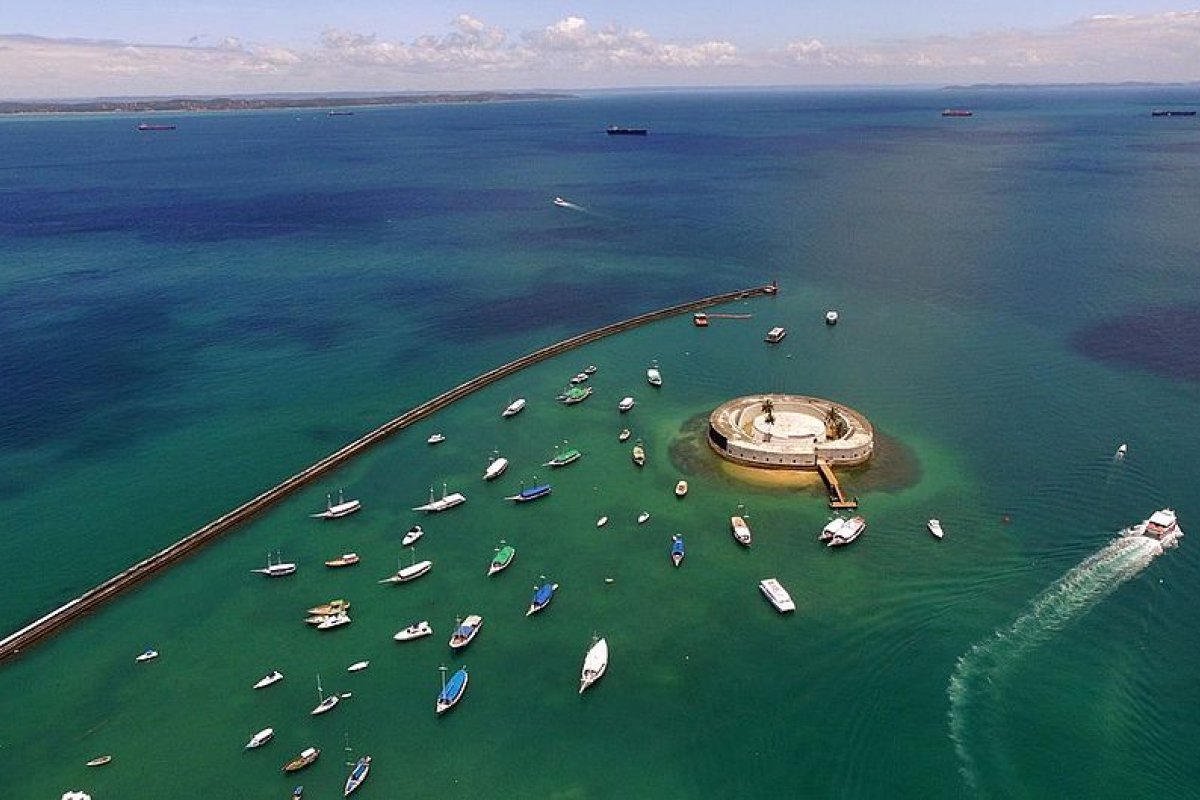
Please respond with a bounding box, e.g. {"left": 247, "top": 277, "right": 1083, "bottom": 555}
{"left": 707, "top": 394, "right": 873, "bottom": 469}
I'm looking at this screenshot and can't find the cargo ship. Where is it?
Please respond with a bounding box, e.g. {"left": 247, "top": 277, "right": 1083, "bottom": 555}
{"left": 606, "top": 126, "right": 648, "bottom": 135}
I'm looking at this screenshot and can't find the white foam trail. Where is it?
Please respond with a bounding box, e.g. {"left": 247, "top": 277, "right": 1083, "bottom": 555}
{"left": 947, "top": 532, "right": 1165, "bottom": 796}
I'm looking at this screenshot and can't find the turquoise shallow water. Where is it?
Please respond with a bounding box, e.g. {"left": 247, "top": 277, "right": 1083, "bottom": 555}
{"left": 2, "top": 89, "right": 1200, "bottom": 798}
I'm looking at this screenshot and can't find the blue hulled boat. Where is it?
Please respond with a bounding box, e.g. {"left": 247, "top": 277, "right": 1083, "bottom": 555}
{"left": 526, "top": 581, "right": 559, "bottom": 616}
{"left": 506, "top": 484, "right": 552, "bottom": 503}
{"left": 436, "top": 666, "right": 469, "bottom": 714}
{"left": 343, "top": 755, "right": 371, "bottom": 796}
{"left": 671, "top": 535, "right": 685, "bottom": 567}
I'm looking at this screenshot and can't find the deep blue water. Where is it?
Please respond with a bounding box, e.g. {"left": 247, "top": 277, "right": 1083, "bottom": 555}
{"left": 1, "top": 88, "right": 1200, "bottom": 799}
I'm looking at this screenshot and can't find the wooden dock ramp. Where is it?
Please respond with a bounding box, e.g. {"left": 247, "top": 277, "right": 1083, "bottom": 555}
{"left": 818, "top": 460, "right": 859, "bottom": 509}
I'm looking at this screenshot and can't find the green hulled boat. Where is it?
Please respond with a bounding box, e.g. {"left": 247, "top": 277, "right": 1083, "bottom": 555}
{"left": 543, "top": 444, "right": 582, "bottom": 468}
{"left": 488, "top": 544, "right": 516, "bottom": 576}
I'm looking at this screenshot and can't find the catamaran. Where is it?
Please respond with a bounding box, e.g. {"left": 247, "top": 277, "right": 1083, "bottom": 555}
{"left": 579, "top": 637, "right": 609, "bottom": 695}
{"left": 413, "top": 484, "right": 467, "bottom": 513}
{"left": 311, "top": 489, "right": 361, "bottom": 519}
{"left": 827, "top": 516, "right": 866, "bottom": 547}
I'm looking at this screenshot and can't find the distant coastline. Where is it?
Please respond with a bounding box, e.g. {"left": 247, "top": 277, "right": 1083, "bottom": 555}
{"left": 0, "top": 91, "right": 573, "bottom": 115}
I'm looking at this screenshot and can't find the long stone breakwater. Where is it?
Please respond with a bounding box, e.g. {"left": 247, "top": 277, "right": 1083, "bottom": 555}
{"left": 0, "top": 283, "right": 776, "bottom": 663}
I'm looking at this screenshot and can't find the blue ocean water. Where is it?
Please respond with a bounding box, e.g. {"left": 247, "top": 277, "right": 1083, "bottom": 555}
{"left": 1, "top": 88, "right": 1199, "bottom": 798}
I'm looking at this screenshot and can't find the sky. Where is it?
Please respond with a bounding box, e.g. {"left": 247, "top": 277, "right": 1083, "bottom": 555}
{"left": 0, "top": 2, "right": 1198, "bottom": 98}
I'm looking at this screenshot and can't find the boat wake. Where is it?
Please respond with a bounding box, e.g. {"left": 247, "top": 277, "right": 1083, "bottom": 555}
{"left": 946, "top": 531, "right": 1167, "bottom": 796}
{"left": 552, "top": 197, "right": 586, "bottom": 212}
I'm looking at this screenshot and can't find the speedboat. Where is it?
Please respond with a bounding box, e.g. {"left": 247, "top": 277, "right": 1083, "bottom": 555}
{"left": 544, "top": 444, "right": 582, "bottom": 467}
{"left": 311, "top": 489, "right": 361, "bottom": 519}
{"left": 552, "top": 196, "right": 571, "bottom": 207}
{"left": 413, "top": 484, "right": 467, "bottom": 513}
{"left": 579, "top": 637, "right": 609, "bottom": 695}
{"left": 282, "top": 746, "right": 320, "bottom": 772}
{"left": 584, "top": 365, "right": 598, "bottom": 374}
{"left": 759, "top": 578, "right": 796, "bottom": 613}
{"left": 618, "top": 396, "right": 635, "bottom": 412}
{"left": 505, "top": 483, "right": 552, "bottom": 502}
{"left": 646, "top": 363, "right": 662, "bottom": 387}
{"left": 618, "top": 428, "right": 632, "bottom": 442}
{"left": 827, "top": 516, "right": 866, "bottom": 547}
{"left": 135, "top": 648, "right": 159, "bottom": 663}
{"left": 570, "top": 372, "right": 589, "bottom": 384}
{"left": 253, "top": 670, "right": 284, "bottom": 689}
{"left": 394, "top": 620, "right": 433, "bottom": 641}
{"left": 487, "top": 543, "right": 516, "bottom": 575}
{"left": 245, "top": 727, "right": 275, "bottom": 749}
{"left": 401, "top": 525, "right": 424, "bottom": 546}
{"left": 427, "top": 433, "right": 446, "bottom": 445}
{"left": 675, "top": 480, "right": 688, "bottom": 498}
{"left": 346, "top": 661, "right": 370, "bottom": 673}
{"left": 483, "top": 455, "right": 509, "bottom": 480}
{"left": 596, "top": 516, "right": 609, "bottom": 527}
{"left": 316, "top": 612, "right": 352, "bottom": 630}
{"left": 637, "top": 512, "right": 650, "bottom": 524}
{"left": 671, "top": 535, "right": 685, "bottom": 567}
{"left": 252, "top": 551, "right": 297, "bottom": 577}
{"left": 436, "top": 667, "right": 469, "bottom": 714}
{"left": 449, "top": 615, "right": 484, "bottom": 649}
{"left": 321, "top": 551, "right": 357, "bottom": 568}
{"left": 632, "top": 440, "right": 646, "bottom": 467}
{"left": 502, "top": 398, "right": 527, "bottom": 417}
{"left": 927, "top": 519, "right": 945, "bottom": 539}
{"left": 731, "top": 516, "right": 752, "bottom": 547}
{"left": 527, "top": 581, "right": 559, "bottom": 616}
{"left": 825, "top": 310, "right": 839, "bottom": 326}
{"left": 344, "top": 755, "right": 371, "bottom": 796}
{"left": 1136, "top": 508, "right": 1184, "bottom": 548}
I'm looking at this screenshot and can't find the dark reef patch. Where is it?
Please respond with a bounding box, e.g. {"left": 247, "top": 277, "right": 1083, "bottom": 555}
{"left": 1072, "top": 305, "right": 1200, "bottom": 382}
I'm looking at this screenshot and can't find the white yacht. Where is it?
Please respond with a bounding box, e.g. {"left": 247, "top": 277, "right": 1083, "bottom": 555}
{"left": 412, "top": 485, "right": 467, "bottom": 513}
{"left": 618, "top": 396, "right": 635, "bottom": 412}
{"left": 135, "top": 648, "right": 159, "bottom": 663}
{"left": 245, "top": 727, "right": 275, "bottom": 749}
{"left": 427, "top": 433, "right": 446, "bottom": 445}
{"left": 646, "top": 363, "right": 662, "bottom": 387}
{"left": 637, "top": 512, "right": 650, "bottom": 524}
{"left": 759, "top": 578, "right": 796, "bottom": 613}
{"left": 252, "top": 552, "right": 296, "bottom": 577}
{"left": 927, "top": 519, "right": 945, "bottom": 539}
{"left": 347, "top": 661, "right": 370, "bottom": 673}
{"left": 579, "top": 637, "right": 609, "bottom": 695}
{"left": 253, "top": 670, "right": 284, "bottom": 689}
{"left": 310, "top": 489, "right": 361, "bottom": 519}
{"left": 553, "top": 196, "right": 571, "bottom": 208}
{"left": 483, "top": 455, "right": 509, "bottom": 481}
{"left": 1136, "top": 508, "right": 1184, "bottom": 548}
{"left": 502, "top": 398, "right": 527, "bottom": 417}
{"left": 401, "top": 525, "right": 424, "bottom": 546}
{"left": 764, "top": 326, "right": 787, "bottom": 343}
{"left": 393, "top": 620, "right": 433, "bottom": 641}
{"left": 827, "top": 516, "right": 866, "bottom": 547}
{"left": 378, "top": 559, "right": 434, "bottom": 584}
{"left": 731, "top": 515, "right": 752, "bottom": 547}
{"left": 316, "top": 612, "right": 351, "bottom": 630}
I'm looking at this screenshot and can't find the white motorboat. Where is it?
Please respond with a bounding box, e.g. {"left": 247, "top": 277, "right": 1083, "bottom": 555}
{"left": 646, "top": 362, "right": 662, "bottom": 387}
{"left": 252, "top": 551, "right": 297, "bottom": 577}
{"left": 502, "top": 398, "right": 527, "bottom": 417}
{"left": 819, "top": 517, "right": 846, "bottom": 542}
{"left": 324, "top": 553, "right": 360, "bottom": 568}
{"left": 571, "top": 372, "right": 589, "bottom": 384}
{"left": 253, "top": 670, "right": 284, "bottom": 689}
{"left": 637, "top": 512, "right": 650, "bottom": 524}
{"left": 311, "top": 489, "right": 361, "bottom": 519}
{"left": 759, "top": 578, "right": 796, "bottom": 613}
{"left": 825, "top": 310, "right": 839, "bottom": 325}
{"left": 401, "top": 525, "right": 424, "bottom": 546}
{"left": 552, "top": 196, "right": 571, "bottom": 207}
{"left": 618, "top": 396, "right": 635, "bottom": 412}
{"left": 393, "top": 620, "right": 433, "bottom": 641}
{"left": 483, "top": 455, "right": 509, "bottom": 481}
{"left": 347, "top": 660, "right": 370, "bottom": 673}
{"left": 827, "top": 516, "right": 866, "bottom": 547}
{"left": 584, "top": 365, "right": 598, "bottom": 374}
{"left": 927, "top": 519, "right": 945, "bottom": 539}
{"left": 731, "top": 515, "right": 752, "bottom": 547}
{"left": 311, "top": 675, "right": 340, "bottom": 715}
{"left": 764, "top": 326, "right": 788, "bottom": 343}
{"left": 596, "top": 516, "right": 609, "bottom": 528}
{"left": 449, "top": 614, "right": 484, "bottom": 649}
{"left": 246, "top": 727, "right": 275, "bottom": 749}
{"left": 675, "top": 480, "right": 688, "bottom": 498}
{"left": 618, "top": 428, "right": 632, "bottom": 442}
{"left": 135, "top": 648, "right": 159, "bottom": 663}
{"left": 1136, "top": 508, "right": 1184, "bottom": 548}
{"left": 316, "top": 612, "right": 352, "bottom": 630}
{"left": 579, "top": 636, "right": 609, "bottom": 695}
{"left": 412, "top": 484, "right": 467, "bottom": 513}
{"left": 427, "top": 433, "right": 446, "bottom": 445}
{"left": 1115, "top": 443, "right": 1128, "bottom": 461}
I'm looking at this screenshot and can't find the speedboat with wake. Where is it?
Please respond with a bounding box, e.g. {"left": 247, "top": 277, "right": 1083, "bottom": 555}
{"left": 1133, "top": 508, "right": 1184, "bottom": 548}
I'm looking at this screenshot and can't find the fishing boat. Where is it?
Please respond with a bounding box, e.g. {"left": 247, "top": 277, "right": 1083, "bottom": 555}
{"left": 253, "top": 670, "right": 284, "bottom": 689}
{"left": 483, "top": 454, "right": 509, "bottom": 480}
{"left": 347, "top": 660, "right": 370, "bottom": 673}
{"left": 394, "top": 620, "right": 433, "bottom": 641}
{"left": 671, "top": 535, "right": 685, "bottom": 567}
{"left": 675, "top": 480, "right": 688, "bottom": 498}
{"left": 316, "top": 612, "right": 352, "bottom": 630}
{"left": 693, "top": 312, "right": 709, "bottom": 327}
{"left": 324, "top": 553, "right": 360, "bottom": 568}
{"left": 927, "top": 519, "right": 945, "bottom": 539}
{"left": 1135, "top": 508, "right": 1184, "bottom": 548}
{"left": 282, "top": 747, "right": 320, "bottom": 773}
{"left": 502, "top": 398, "right": 527, "bottom": 417}
{"left": 825, "top": 310, "right": 839, "bottom": 326}
{"left": 412, "top": 483, "right": 467, "bottom": 513}
{"left": 596, "top": 516, "right": 609, "bottom": 527}
{"left": 488, "top": 543, "right": 516, "bottom": 575}
{"left": 559, "top": 385, "right": 593, "bottom": 405}
{"left": 307, "top": 599, "right": 350, "bottom": 616}
{"left": 311, "top": 675, "right": 339, "bottom": 715}
{"left": 731, "top": 514, "right": 752, "bottom": 547}
{"left": 827, "top": 516, "right": 866, "bottom": 547}
{"left": 427, "top": 433, "right": 446, "bottom": 445}
{"left": 135, "top": 648, "right": 159, "bottom": 663}
{"left": 401, "top": 525, "right": 424, "bottom": 546}
{"left": 632, "top": 439, "right": 646, "bottom": 467}
{"left": 544, "top": 443, "right": 582, "bottom": 467}
{"left": 436, "top": 665, "right": 469, "bottom": 714}
{"left": 618, "top": 396, "right": 635, "bottom": 412}
{"left": 526, "top": 581, "right": 559, "bottom": 616}
{"left": 759, "top": 578, "right": 796, "bottom": 613}
{"left": 252, "top": 551, "right": 297, "bottom": 577}
{"left": 637, "top": 512, "right": 650, "bottom": 524}
{"left": 579, "top": 636, "right": 609, "bottom": 695}
{"left": 378, "top": 548, "right": 433, "bottom": 584}
{"left": 646, "top": 362, "right": 662, "bottom": 387}
{"left": 85, "top": 755, "right": 112, "bottom": 767}
{"left": 505, "top": 483, "right": 552, "bottom": 502}
{"left": 618, "top": 428, "right": 632, "bottom": 442}
{"left": 449, "top": 615, "right": 484, "bottom": 649}
{"left": 344, "top": 755, "right": 371, "bottom": 796}
{"left": 311, "top": 489, "right": 361, "bottom": 519}
{"left": 246, "top": 727, "right": 275, "bottom": 749}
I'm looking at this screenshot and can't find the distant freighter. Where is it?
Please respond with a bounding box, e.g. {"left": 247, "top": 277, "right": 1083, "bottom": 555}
{"left": 606, "top": 126, "right": 648, "bottom": 136}
{"left": 328, "top": 110, "right": 355, "bottom": 116}
{"left": 1151, "top": 109, "right": 1196, "bottom": 117}
{"left": 136, "top": 123, "right": 176, "bottom": 131}
{"left": 940, "top": 109, "right": 973, "bottom": 118}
